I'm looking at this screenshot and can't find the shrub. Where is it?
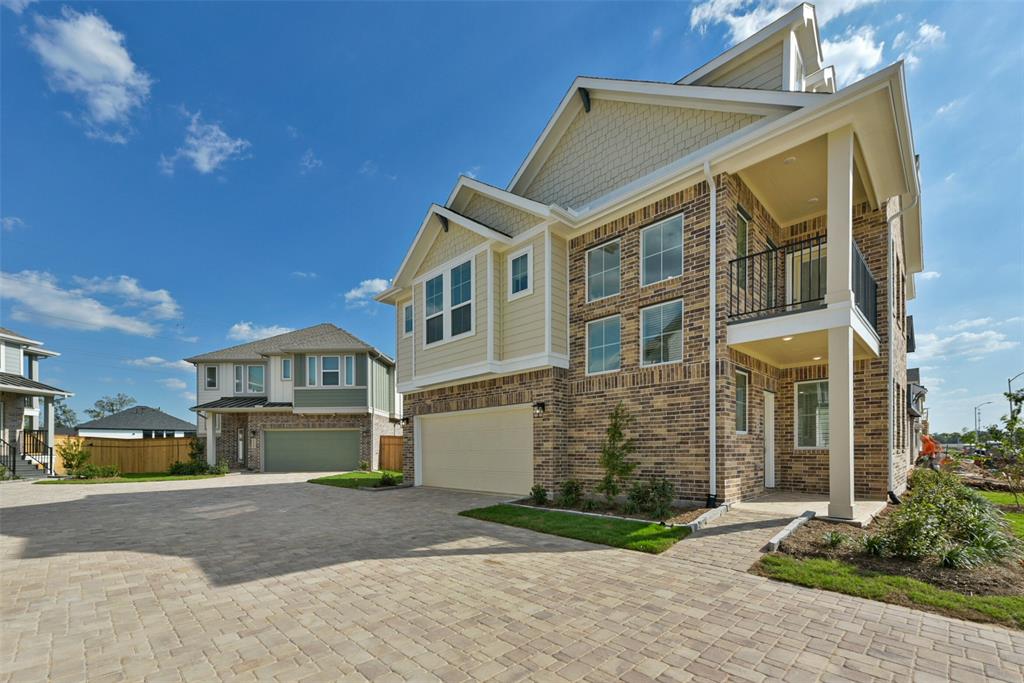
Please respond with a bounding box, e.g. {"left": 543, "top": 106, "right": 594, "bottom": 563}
{"left": 378, "top": 472, "right": 399, "bottom": 487}
{"left": 0, "top": 464, "right": 12, "bottom": 481}
{"left": 580, "top": 498, "right": 599, "bottom": 512}
{"left": 822, "top": 530, "right": 849, "bottom": 549}
{"left": 359, "top": 460, "right": 370, "bottom": 471}
{"left": 861, "top": 534, "right": 887, "bottom": 557}
{"left": 647, "top": 479, "right": 675, "bottom": 521}
{"left": 557, "top": 479, "right": 583, "bottom": 508}
{"left": 77, "top": 464, "right": 120, "bottom": 479}
{"left": 168, "top": 459, "right": 209, "bottom": 476}
{"left": 529, "top": 484, "right": 548, "bottom": 505}
{"left": 624, "top": 481, "right": 651, "bottom": 515}
{"left": 209, "top": 462, "right": 229, "bottom": 475}
{"left": 57, "top": 437, "right": 91, "bottom": 476}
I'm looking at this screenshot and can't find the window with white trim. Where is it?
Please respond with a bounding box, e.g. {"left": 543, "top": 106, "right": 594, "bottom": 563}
{"left": 640, "top": 214, "right": 683, "bottom": 286}
{"left": 508, "top": 246, "right": 532, "bottom": 300}
{"left": 587, "top": 240, "right": 620, "bottom": 301}
{"left": 321, "top": 356, "right": 341, "bottom": 386}
{"left": 425, "top": 274, "right": 444, "bottom": 345}
{"left": 344, "top": 355, "right": 355, "bottom": 386}
{"left": 205, "top": 365, "right": 218, "bottom": 390}
{"left": 796, "top": 380, "right": 829, "bottom": 448}
{"left": 307, "top": 356, "right": 318, "bottom": 387}
{"left": 234, "top": 365, "right": 243, "bottom": 393}
{"left": 640, "top": 299, "right": 683, "bottom": 366}
{"left": 281, "top": 358, "right": 292, "bottom": 381}
{"left": 736, "top": 369, "right": 749, "bottom": 433}
{"left": 450, "top": 260, "right": 473, "bottom": 336}
{"left": 423, "top": 258, "right": 474, "bottom": 345}
{"left": 247, "top": 365, "right": 265, "bottom": 394}
{"left": 586, "top": 316, "right": 621, "bottom": 375}
{"left": 403, "top": 303, "right": 413, "bottom": 337}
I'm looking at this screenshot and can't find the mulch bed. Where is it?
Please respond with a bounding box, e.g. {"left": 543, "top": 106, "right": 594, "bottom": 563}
{"left": 773, "top": 512, "right": 1024, "bottom": 597}
{"left": 513, "top": 498, "right": 709, "bottom": 526}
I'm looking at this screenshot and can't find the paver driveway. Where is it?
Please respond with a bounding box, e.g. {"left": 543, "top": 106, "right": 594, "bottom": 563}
{"left": 2, "top": 474, "right": 1022, "bottom": 682}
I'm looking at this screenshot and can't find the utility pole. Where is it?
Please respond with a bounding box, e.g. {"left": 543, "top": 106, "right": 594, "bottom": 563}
{"left": 974, "top": 401, "right": 993, "bottom": 447}
{"left": 1009, "top": 371, "right": 1024, "bottom": 420}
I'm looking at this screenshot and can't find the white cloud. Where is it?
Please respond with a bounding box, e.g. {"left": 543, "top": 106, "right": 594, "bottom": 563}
{"left": 125, "top": 356, "right": 192, "bottom": 372}
{"left": 73, "top": 275, "right": 181, "bottom": 319}
{"left": 651, "top": 26, "right": 664, "bottom": 45}
{"left": 27, "top": 8, "right": 151, "bottom": 143}
{"left": 1, "top": 0, "right": 37, "bottom": 13}
{"left": 2, "top": 216, "right": 25, "bottom": 232}
{"left": 358, "top": 160, "right": 397, "bottom": 181}
{"left": 915, "top": 329, "right": 1019, "bottom": 362}
{"left": 299, "top": 148, "right": 323, "bottom": 174}
{"left": 918, "top": 271, "right": 941, "bottom": 281}
{"left": 822, "top": 26, "right": 884, "bottom": 87}
{"left": 895, "top": 21, "right": 945, "bottom": 69}
{"left": 461, "top": 165, "right": 481, "bottom": 180}
{"left": 159, "top": 377, "right": 187, "bottom": 391}
{"left": 940, "top": 318, "right": 993, "bottom": 332}
{"left": 227, "top": 322, "right": 293, "bottom": 342}
{"left": 344, "top": 278, "right": 390, "bottom": 308}
{"left": 690, "top": 0, "right": 879, "bottom": 44}
{"left": 290, "top": 271, "right": 318, "bottom": 279}
{"left": 936, "top": 97, "right": 966, "bottom": 117}
{"left": 0, "top": 270, "right": 157, "bottom": 336}
{"left": 285, "top": 125, "right": 299, "bottom": 139}
{"left": 160, "top": 109, "right": 250, "bottom": 175}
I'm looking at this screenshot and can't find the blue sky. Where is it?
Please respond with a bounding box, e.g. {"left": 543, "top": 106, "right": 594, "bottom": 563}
{"left": 1, "top": 1, "right": 1021, "bottom": 431}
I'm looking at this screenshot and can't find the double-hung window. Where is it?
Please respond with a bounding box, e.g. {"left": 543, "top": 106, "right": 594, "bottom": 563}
{"left": 281, "top": 357, "right": 292, "bottom": 381}
{"left": 403, "top": 304, "right": 413, "bottom": 337}
{"left": 205, "top": 366, "right": 218, "bottom": 390}
{"left": 640, "top": 299, "right": 683, "bottom": 366}
{"left": 587, "top": 240, "right": 620, "bottom": 301}
{"left": 344, "top": 355, "right": 355, "bottom": 386}
{"left": 321, "top": 356, "right": 341, "bottom": 386}
{"left": 508, "top": 246, "right": 532, "bottom": 300}
{"left": 586, "top": 315, "right": 621, "bottom": 375}
{"left": 424, "top": 258, "right": 474, "bottom": 345}
{"left": 796, "top": 380, "right": 829, "bottom": 448}
{"left": 234, "top": 365, "right": 243, "bottom": 393}
{"left": 736, "top": 369, "right": 749, "bottom": 433}
{"left": 425, "top": 274, "right": 444, "bottom": 344}
{"left": 450, "top": 260, "right": 473, "bottom": 336}
{"left": 307, "top": 356, "right": 318, "bottom": 387}
{"left": 640, "top": 214, "right": 683, "bottom": 286}
{"left": 247, "top": 365, "right": 265, "bottom": 394}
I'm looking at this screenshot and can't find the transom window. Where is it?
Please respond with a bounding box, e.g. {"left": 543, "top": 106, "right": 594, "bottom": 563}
{"left": 403, "top": 304, "right": 413, "bottom": 337}
{"left": 321, "top": 356, "right": 341, "bottom": 386}
{"left": 640, "top": 299, "right": 683, "bottom": 366}
{"left": 281, "top": 357, "right": 292, "bottom": 381}
{"left": 736, "top": 369, "right": 749, "bottom": 433}
{"left": 587, "top": 316, "right": 621, "bottom": 375}
{"left": 423, "top": 258, "right": 474, "bottom": 345}
{"left": 587, "top": 240, "right": 620, "bottom": 301}
{"left": 508, "top": 246, "right": 533, "bottom": 300}
{"left": 205, "top": 366, "right": 217, "bottom": 390}
{"left": 796, "top": 380, "right": 829, "bottom": 448}
{"left": 640, "top": 214, "right": 683, "bottom": 286}
{"left": 247, "top": 365, "right": 265, "bottom": 394}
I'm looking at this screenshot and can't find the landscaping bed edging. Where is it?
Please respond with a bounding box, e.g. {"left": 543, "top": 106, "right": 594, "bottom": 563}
{"left": 505, "top": 499, "right": 715, "bottom": 529}
{"left": 763, "top": 510, "right": 816, "bottom": 552}
{"left": 353, "top": 483, "right": 413, "bottom": 492}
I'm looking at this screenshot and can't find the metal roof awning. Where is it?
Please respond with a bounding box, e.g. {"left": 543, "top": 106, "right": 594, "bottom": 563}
{"left": 0, "top": 372, "right": 72, "bottom": 397}
{"left": 191, "top": 397, "right": 293, "bottom": 412}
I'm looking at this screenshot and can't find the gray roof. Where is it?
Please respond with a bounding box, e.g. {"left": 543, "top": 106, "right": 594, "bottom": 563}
{"left": 0, "top": 372, "right": 69, "bottom": 396}
{"left": 184, "top": 323, "right": 391, "bottom": 364}
{"left": 77, "top": 406, "right": 196, "bottom": 432}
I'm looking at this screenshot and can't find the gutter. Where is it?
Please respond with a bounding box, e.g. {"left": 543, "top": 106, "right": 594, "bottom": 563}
{"left": 703, "top": 161, "right": 719, "bottom": 506}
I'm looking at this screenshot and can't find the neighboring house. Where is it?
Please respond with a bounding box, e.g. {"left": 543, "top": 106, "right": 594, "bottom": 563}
{"left": 0, "top": 326, "right": 72, "bottom": 477}
{"left": 375, "top": 3, "right": 925, "bottom": 520}
{"left": 76, "top": 406, "right": 197, "bottom": 439}
{"left": 186, "top": 323, "right": 400, "bottom": 472}
{"left": 907, "top": 366, "right": 928, "bottom": 462}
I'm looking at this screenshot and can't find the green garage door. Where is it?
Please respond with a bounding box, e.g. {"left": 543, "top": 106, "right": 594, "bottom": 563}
{"left": 264, "top": 430, "right": 360, "bottom": 472}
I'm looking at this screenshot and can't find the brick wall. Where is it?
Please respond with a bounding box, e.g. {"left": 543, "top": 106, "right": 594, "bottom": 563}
{"left": 0, "top": 391, "right": 26, "bottom": 447}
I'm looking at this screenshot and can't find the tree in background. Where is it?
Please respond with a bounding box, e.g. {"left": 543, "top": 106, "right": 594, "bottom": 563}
{"left": 83, "top": 393, "right": 137, "bottom": 420}
{"left": 54, "top": 397, "right": 78, "bottom": 428}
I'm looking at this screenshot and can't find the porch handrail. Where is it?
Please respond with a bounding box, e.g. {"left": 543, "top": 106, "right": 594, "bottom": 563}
{"left": 19, "top": 431, "right": 54, "bottom": 476}
{"left": 0, "top": 438, "right": 15, "bottom": 477}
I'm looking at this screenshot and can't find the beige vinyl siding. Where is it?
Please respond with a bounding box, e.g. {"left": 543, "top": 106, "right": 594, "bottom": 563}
{"left": 501, "top": 232, "right": 546, "bottom": 359}
{"left": 418, "top": 223, "right": 487, "bottom": 275}
{"left": 523, "top": 99, "right": 761, "bottom": 209}
{"left": 397, "top": 299, "right": 413, "bottom": 385}
{"left": 414, "top": 250, "right": 489, "bottom": 376}
{"left": 550, "top": 234, "right": 569, "bottom": 356}
{"left": 695, "top": 45, "right": 784, "bottom": 90}
{"left": 461, "top": 194, "right": 543, "bottom": 237}
{"left": 293, "top": 387, "right": 368, "bottom": 409}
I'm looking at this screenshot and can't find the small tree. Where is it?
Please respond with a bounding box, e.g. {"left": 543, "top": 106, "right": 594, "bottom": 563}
{"left": 56, "top": 437, "right": 91, "bottom": 477}
{"left": 994, "top": 411, "right": 1024, "bottom": 510}
{"left": 596, "top": 402, "right": 637, "bottom": 503}
{"left": 54, "top": 397, "right": 78, "bottom": 429}
{"left": 84, "top": 393, "right": 136, "bottom": 420}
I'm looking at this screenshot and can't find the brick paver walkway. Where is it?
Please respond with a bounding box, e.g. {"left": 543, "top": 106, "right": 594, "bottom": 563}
{"left": 2, "top": 474, "right": 1022, "bottom": 682}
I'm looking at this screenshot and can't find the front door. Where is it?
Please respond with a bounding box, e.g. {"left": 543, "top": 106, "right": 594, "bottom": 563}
{"left": 764, "top": 391, "right": 776, "bottom": 488}
{"left": 236, "top": 428, "right": 245, "bottom": 466}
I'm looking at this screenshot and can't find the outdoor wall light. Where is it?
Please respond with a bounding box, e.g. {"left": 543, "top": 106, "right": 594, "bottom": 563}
{"left": 400, "top": 416, "right": 411, "bottom": 426}
{"left": 532, "top": 402, "right": 546, "bottom": 417}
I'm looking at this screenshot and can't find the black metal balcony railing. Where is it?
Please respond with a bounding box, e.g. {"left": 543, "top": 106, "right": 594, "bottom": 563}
{"left": 20, "top": 430, "right": 54, "bottom": 476}
{"left": 728, "top": 234, "right": 878, "bottom": 331}
{"left": 0, "top": 438, "right": 16, "bottom": 478}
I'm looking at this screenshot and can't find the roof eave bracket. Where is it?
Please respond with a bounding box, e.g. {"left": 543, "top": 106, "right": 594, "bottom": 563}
{"left": 579, "top": 87, "right": 591, "bottom": 113}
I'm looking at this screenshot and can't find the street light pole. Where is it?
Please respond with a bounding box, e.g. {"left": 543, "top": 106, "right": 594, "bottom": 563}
{"left": 974, "top": 401, "right": 993, "bottom": 446}
{"left": 1009, "top": 370, "right": 1024, "bottom": 420}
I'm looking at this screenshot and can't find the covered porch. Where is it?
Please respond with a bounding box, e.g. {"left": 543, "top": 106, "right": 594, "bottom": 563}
{"left": 0, "top": 374, "right": 73, "bottom": 477}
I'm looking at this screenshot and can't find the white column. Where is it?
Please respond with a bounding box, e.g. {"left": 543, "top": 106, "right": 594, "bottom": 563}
{"left": 45, "top": 397, "right": 55, "bottom": 448}
{"left": 205, "top": 412, "right": 216, "bottom": 466}
{"left": 828, "top": 315, "right": 856, "bottom": 518}
{"left": 826, "top": 126, "right": 855, "bottom": 307}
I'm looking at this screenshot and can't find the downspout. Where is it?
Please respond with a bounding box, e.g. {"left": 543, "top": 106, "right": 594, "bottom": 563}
{"left": 703, "top": 161, "right": 718, "bottom": 507}
{"left": 886, "top": 193, "right": 919, "bottom": 501}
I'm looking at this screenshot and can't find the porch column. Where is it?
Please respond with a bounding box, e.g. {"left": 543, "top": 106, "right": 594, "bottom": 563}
{"left": 205, "top": 412, "right": 216, "bottom": 466}
{"left": 45, "top": 397, "right": 55, "bottom": 449}
{"left": 825, "top": 126, "right": 855, "bottom": 307}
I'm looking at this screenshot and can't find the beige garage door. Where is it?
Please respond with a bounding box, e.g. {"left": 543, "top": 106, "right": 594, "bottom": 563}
{"left": 420, "top": 406, "right": 533, "bottom": 495}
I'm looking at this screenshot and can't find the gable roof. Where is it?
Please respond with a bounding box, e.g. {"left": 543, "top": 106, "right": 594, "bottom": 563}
{"left": 0, "top": 326, "right": 42, "bottom": 346}
{"left": 184, "top": 323, "right": 389, "bottom": 364}
{"left": 77, "top": 406, "right": 196, "bottom": 432}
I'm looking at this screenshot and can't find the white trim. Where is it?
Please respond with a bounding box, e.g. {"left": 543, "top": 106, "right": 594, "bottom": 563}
{"left": 735, "top": 369, "right": 750, "bottom": 435}
{"left": 402, "top": 303, "right": 413, "bottom": 338}
{"left": 413, "top": 416, "right": 423, "bottom": 486}
{"left": 0, "top": 341, "right": 4, "bottom": 373}
{"left": 585, "top": 314, "right": 622, "bottom": 377}
{"left": 585, "top": 238, "right": 621, "bottom": 303}
{"left": 234, "top": 364, "right": 244, "bottom": 393}
{"left": 639, "top": 213, "right": 685, "bottom": 288}
{"left": 544, "top": 228, "right": 552, "bottom": 355}
{"left": 281, "top": 357, "right": 292, "bottom": 382}
{"left": 204, "top": 364, "right": 218, "bottom": 390}
{"left": 445, "top": 176, "right": 551, "bottom": 218}
{"left": 291, "top": 407, "right": 372, "bottom": 415}
{"left": 486, "top": 248, "right": 495, "bottom": 363}
{"left": 422, "top": 253, "right": 476, "bottom": 349}
{"left": 506, "top": 244, "right": 534, "bottom": 301}
{"left": 402, "top": 352, "right": 569, "bottom": 393}
{"left": 639, "top": 298, "right": 685, "bottom": 368}
{"left": 726, "top": 302, "right": 880, "bottom": 358}
{"left": 246, "top": 364, "right": 266, "bottom": 394}
{"left": 794, "top": 378, "right": 830, "bottom": 450}
{"left": 763, "top": 390, "right": 776, "bottom": 488}
{"left": 344, "top": 354, "right": 355, "bottom": 386}
{"left": 307, "top": 356, "right": 318, "bottom": 387}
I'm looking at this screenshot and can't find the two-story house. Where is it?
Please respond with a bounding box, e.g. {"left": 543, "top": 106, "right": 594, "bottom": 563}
{"left": 187, "top": 323, "right": 400, "bottom": 472}
{"left": 0, "top": 326, "right": 71, "bottom": 478}
{"left": 375, "top": 3, "right": 925, "bottom": 520}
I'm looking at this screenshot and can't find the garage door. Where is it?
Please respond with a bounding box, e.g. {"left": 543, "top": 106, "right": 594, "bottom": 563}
{"left": 420, "top": 406, "right": 533, "bottom": 495}
{"left": 264, "top": 430, "right": 360, "bottom": 472}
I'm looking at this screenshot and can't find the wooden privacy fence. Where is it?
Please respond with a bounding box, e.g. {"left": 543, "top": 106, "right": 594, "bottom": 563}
{"left": 53, "top": 435, "right": 192, "bottom": 475}
{"left": 379, "top": 435, "right": 403, "bottom": 471}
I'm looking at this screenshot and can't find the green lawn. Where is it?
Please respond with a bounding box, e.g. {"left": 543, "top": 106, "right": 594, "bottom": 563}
{"left": 976, "top": 490, "right": 1024, "bottom": 539}
{"left": 36, "top": 472, "right": 225, "bottom": 485}
{"left": 307, "top": 470, "right": 403, "bottom": 489}
{"left": 459, "top": 504, "right": 690, "bottom": 554}
{"left": 757, "top": 555, "right": 1024, "bottom": 630}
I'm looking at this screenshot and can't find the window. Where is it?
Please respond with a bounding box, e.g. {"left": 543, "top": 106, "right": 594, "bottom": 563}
{"left": 403, "top": 303, "right": 413, "bottom": 337}
{"left": 508, "top": 246, "right": 532, "bottom": 300}
{"left": 641, "top": 214, "right": 683, "bottom": 286}
{"left": 247, "top": 365, "right": 265, "bottom": 394}
{"left": 345, "top": 355, "right": 355, "bottom": 386}
{"left": 205, "top": 366, "right": 218, "bottom": 390}
{"left": 450, "top": 260, "right": 473, "bottom": 336}
{"left": 281, "top": 358, "right": 292, "bottom": 381}
{"left": 321, "top": 356, "right": 341, "bottom": 386}
{"left": 586, "top": 316, "right": 621, "bottom": 375}
{"left": 640, "top": 299, "right": 683, "bottom": 366}
{"left": 425, "top": 274, "right": 444, "bottom": 344}
{"left": 307, "top": 356, "right": 318, "bottom": 387}
{"left": 587, "top": 240, "right": 620, "bottom": 301}
{"left": 736, "top": 209, "right": 750, "bottom": 291}
{"left": 796, "top": 380, "right": 829, "bottom": 448}
{"left": 736, "top": 369, "right": 749, "bottom": 433}
{"left": 234, "top": 365, "right": 243, "bottom": 393}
